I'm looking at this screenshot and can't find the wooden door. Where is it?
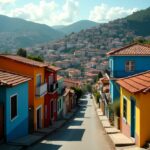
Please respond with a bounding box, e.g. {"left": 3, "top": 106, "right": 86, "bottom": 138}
{"left": 29, "top": 107, "right": 34, "bottom": 133}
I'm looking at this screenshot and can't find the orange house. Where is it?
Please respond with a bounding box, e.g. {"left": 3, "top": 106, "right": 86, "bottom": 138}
{"left": 0, "top": 55, "right": 47, "bottom": 132}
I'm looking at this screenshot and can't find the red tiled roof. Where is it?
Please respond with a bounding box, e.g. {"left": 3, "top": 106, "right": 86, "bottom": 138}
{"left": 85, "top": 72, "right": 97, "bottom": 77}
{"left": 57, "top": 75, "right": 63, "bottom": 80}
{"left": 64, "top": 78, "right": 81, "bottom": 84}
{"left": 63, "top": 88, "right": 70, "bottom": 96}
{"left": 107, "top": 43, "right": 150, "bottom": 56}
{"left": 117, "top": 71, "right": 150, "bottom": 93}
{"left": 103, "top": 85, "right": 109, "bottom": 93}
{"left": 100, "top": 77, "right": 109, "bottom": 84}
{"left": 0, "top": 70, "right": 31, "bottom": 86}
{"left": 47, "top": 65, "right": 61, "bottom": 71}
{"left": 0, "top": 55, "right": 47, "bottom": 67}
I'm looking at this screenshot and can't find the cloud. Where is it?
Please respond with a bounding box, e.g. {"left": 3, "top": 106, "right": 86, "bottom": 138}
{"left": 0, "top": 0, "right": 79, "bottom": 26}
{"left": 89, "top": 4, "right": 138, "bottom": 22}
{"left": 0, "top": 0, "right": 16, "bottom": 4}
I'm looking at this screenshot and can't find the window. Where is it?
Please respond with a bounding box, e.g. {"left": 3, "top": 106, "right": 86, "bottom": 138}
{"left": 11, "top": 95, "right": 17, "bottom": 120}
{"left": 36, "top": 74, "right": 41, "bottom": 87}
{"left": 49, "top": 76, "right": 53, "bottom": 85}
{"left": 57, "top": 101, "right": 59, "bottom": 111}
{"left": 109, "top": 60, "right": 112, "bottom": 69}
{"left": 59, "top": 99, "right": 61, "bottom": 109}
{"left": 123, "top": 98, "right": 127, "bottom": 120}
{"left": 125, "top": 61, "right": 135, "bottom": 72}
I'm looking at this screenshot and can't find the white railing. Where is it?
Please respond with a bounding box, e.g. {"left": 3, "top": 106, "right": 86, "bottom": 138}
{"left": 36, "top": 83, "right": 47, "bottom": 97}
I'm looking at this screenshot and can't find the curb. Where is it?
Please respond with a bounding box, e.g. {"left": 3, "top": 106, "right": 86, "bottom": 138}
{"left": 92, "top": 95, "right": 116, "bottom": 150}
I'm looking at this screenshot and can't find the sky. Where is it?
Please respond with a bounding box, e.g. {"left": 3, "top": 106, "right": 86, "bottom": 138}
{"left": 0, "top": 0, "right": 150, "bottom": 26}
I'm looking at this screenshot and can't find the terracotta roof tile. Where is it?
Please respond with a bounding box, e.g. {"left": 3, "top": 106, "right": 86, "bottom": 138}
{"left": 0, "top": 55, "right": 47, "bottom": 67}
{"left": 47, "top": 65, "right": 61, "bottom": 71}
{"left": 64, "top": 78, "right": 81, "bottom": 84}
{"left": 107, "top": 43, "right": 150, "bottom": 56}
{"left": 57, "top": 75, "right": 63, "bottom": 80}
{"left": 0, "top": 70, "right": 31, "bottom": 86}
{"left": 63, "top": 88, "right": 70, "bottom": 96}
{"left": 117, "top": 71, "right": 150, "bottom": 93}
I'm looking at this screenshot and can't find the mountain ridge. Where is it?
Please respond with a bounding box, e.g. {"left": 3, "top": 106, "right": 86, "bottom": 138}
{"left": 0, "top": 15, "right": 64, "bottom": 51}
{"left": 53, "top": 20, "right": 99, "bottom": 34}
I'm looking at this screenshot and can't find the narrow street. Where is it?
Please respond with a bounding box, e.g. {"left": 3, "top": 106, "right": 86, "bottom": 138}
{"left": 27, "top": 94, "right": 114, "bottom": 150}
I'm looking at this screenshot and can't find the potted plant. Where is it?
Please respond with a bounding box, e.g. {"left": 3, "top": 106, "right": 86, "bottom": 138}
{"left": 109, "top": 100, "right": 120, "bottom": 129}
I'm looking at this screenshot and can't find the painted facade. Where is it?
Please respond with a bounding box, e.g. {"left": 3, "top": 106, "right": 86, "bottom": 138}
{"left": 0, "top": 70, "right": 30, "bottom": 142}
{"left": 57, "top": 76, "right": 65, "bottom": 119}
{"left": 107, "top": 44, "right": 150, "bottom": 102}
{"left": 120, "top": 88, "right": 150, "bottom": 147}
{"left": 44, "top": 67, "right": 59, "bottom": 127}
{"left": 99, "top": 77, "right": 110, "bottom": 117}
{"left": 117, "top": 71, "right": 150, "bottom": 147}
{"left": 0, "top": 55, "right": 47, "bottom": 132}
{"left": 63, "top": 88, "right": 70, "bottom": 117}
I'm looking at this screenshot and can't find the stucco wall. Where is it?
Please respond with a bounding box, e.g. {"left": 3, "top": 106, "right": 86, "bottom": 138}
{"left": 110, "top": 56, "right": 150, "bottom": 78}
{"left": 120, "top": 87, "right": 150, "bottom": 147}
{"left": 5, "top": 82, "right": 28, "bottom": 141}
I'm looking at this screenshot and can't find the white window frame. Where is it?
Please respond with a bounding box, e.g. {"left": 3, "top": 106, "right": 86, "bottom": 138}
{"left": 10, "top": 93, "right": 18, "bottom": 122}
{"left": 123, "top": 96, "right": 127, "bottom": 122}
{"left": 125, "top": 61, "right": 135, "bottom": 72}
{"left": 109, "top": 59, "right": 113, "bottom": 69}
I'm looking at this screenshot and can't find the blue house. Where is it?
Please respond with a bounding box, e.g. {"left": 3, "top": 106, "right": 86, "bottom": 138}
{"left": 0, "top": 70, "right": 30, "bottom": 142}
{"left": 106, "top": 43, "right": 150, "bottom": 102}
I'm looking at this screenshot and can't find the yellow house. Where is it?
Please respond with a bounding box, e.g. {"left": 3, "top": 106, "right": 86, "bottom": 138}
{"left": 117, "top": 71, "right": 150, "bottom": 147}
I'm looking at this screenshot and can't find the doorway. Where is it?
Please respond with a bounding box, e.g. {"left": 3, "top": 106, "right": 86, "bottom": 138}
{"left": 51, "top": 101, "right": 54, "bottom": 120}
{"left": 130, "top": 98, "right": 136, "bottom": 138}
{"left": 36, "top": 106, "right": 42, "bottom": 129}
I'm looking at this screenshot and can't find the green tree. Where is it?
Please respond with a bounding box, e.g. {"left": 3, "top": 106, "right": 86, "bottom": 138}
{"left": 17, "top": 48, "right": 27, "bottom": 57}
{"left": 71, "top": 87, "right": 83, "bottom": 100}
{"left": 27, "top": 55, "right": 44, "bottom": 62}
{"left": 86, "top": 84, "right": 92, "bottom": 93}
{"left": 93, "top": 90, "right": 100, "bottom": 103}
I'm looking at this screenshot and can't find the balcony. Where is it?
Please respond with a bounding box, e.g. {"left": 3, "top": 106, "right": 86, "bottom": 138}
{"left": 48, "top": 82, "right": 58, "bottom": 93}
{"left": 36, "top": 83, "right": 47, "bottom": 97}
{"left": 58, "top": 87, "right": 65, "bottom": 96}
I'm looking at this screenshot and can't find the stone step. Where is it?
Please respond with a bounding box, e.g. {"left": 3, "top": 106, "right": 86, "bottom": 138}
{"left": 105, "top": 127, "right": 120, "bottom": 134}
{"left": 109, "top": 133, "right": 135, "bottom": 146}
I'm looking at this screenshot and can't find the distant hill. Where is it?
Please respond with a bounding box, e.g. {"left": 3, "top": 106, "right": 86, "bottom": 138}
{"left": 54, "top": 20, "right": 99, "bottom": 34}
{"left": 0, "top": 15, "right": 64, "bottom": 51}
{"left": 126, "top": 7, "right": 150, "bottom": 36}
{"left": 52, "top": 25, "right": 66, "bottom": 30}
{"left": 46, "top": 7, "right": 150, "bottom": 53}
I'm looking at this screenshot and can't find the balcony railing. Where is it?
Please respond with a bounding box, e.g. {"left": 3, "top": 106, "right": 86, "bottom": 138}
{"left": 48, "top": 82, "right": 58, "bottom": 93}
{"left": 58, "top": 87, "right": 65, "bottom": 96}
{"left": 36, "top": 83, "right": 47, "bottom": 97}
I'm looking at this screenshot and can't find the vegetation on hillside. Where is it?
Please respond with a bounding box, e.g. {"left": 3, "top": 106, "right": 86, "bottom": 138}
{"left": 126, "top": 7, "right": 150, "bottom": 36}
{"left": 0, "top": 15, "right": 64, "bottom": 51}
{"left": 17, "top": 48, "right": 27, "bottom": 57}
{"left": 27, "top": 55, "right": 44, "bottom": 62}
